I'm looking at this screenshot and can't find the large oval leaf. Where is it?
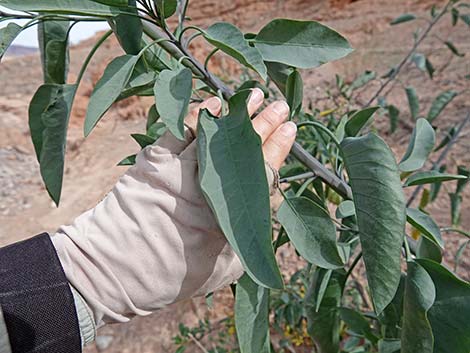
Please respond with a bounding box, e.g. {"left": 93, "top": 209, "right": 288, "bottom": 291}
{"left": 401, "top": 261, "right": 436, "bottom": 353}
{"left": 0, "top": 0, "right": 117, "bottom": 16}
{"left": 277, "top": 197, "right": 344, "bottom": 269}
{"left": 235, "top": 274, "right": 270, "bottom": 353}
{"left": 0, "top": 23, "right": 22, "bottom": 61}
{"left": 85, "top": 54, "right": 139, "bottom": 136}
{"left": 416, "top": 259, "right": 470, "bottom": 353}
{"left": 197, "top": 90, "right": 283, "bottom": 289}
{"left": 406, "top": 208, "right": 444, "bottom": 249}
{"left": 154, "top": 67, "right": 192, "bottom": 140}
{"left": 254, "top": 19, "right": 352, "bottom": 69}
{"left": 399, "top": 118, "right": 435, "bottom": 172}
{"left": 29, "top": 84, "right": 77, "bottom": 205}
{"left": 341, "top": 133, "right": 406, "bottom": 314}
{"left": 204, "top": 22, "right": 267, "bottom": 80}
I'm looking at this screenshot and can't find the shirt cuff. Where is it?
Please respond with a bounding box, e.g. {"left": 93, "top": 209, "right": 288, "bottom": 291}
{"left": 70, "top": 285, "right": 96, "bottom": 347}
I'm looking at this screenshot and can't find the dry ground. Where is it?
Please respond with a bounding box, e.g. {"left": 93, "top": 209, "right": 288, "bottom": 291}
{"left": 0, "top": 0, "right": 469, "bottom": 352}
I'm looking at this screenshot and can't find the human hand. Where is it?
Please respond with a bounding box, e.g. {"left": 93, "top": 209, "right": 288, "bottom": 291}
{"left": 51, "top": 88, "right": 296, "bottom": 327}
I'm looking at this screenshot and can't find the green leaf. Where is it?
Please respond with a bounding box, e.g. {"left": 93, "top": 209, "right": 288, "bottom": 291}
{"left": 427, "top": 90, "right": 458, "bottom": 123}
{"left": 197, "top": 90, "right": 283, "bottom": 289}
{"left": 379, "top": 275, "right": 405, "bottom": 340}
{"left": 449, "top": 193, "right": 462, "bottom": 226}
{"left": 399, "top": 118, "right": 435, "bottom": 172}
{"left": 118, "top": 154, "right": 136, "bottom": 166}
{"left": 38, "top": 20, "right": 70, "bottom": 84}
{"left": 315, "top": 269, "right": 333, "bottom": 312}
{"left": 406, "top": 208, "right": 444, "bottom": 249}
{"left": 85, "top": 54, "right": 139, "bottom": 136}
{"left": 254, "top": 19, "right": 353, "bottom": 69}
{"left": 29, "top": 84, "right": 77, "bottom": 205}
{"left": 154, "top": 67, "right": 192, "bottom": 140}
{"left": 339, "top": 307, "right": 378, "bottom": 343}
{"left": 0, "top": 23, "right": 22, "bottom": 61}
{"left": 306, "top": 269, "right": 345, "bottom": 353}
{"left": 155, "top": 0, "right": 177, "bottom": 18}
{"left": 416, "top": 259, "right": 470, "bottom": 353}
{"left": 401, "top": 261, "right": 435, "bottom": 353}
{"left": 417, "top": 236, "right": 442, "bottom": 263}
{"left": 378, "top": 339, "right": 401, "bottom": 353}
{"left": 387, "top": 105, "right": 399, "bottom": 133}
{"left": 91, "top": 0, "right": 127, "bottom": 5}
{"left": 455, "top": 165, "right": 470, "bottom": 194}
{"left": 425, "top": 57, "right": 435, "bottom": 79}
{"left": 147, "top": 122, "right": 167, "bottom": 140}
{"left": 461, "top": 14, "right": 470, "bottom": 26}
{"left": 146, "top": 105, "right": 160, "bottom": 131}
{"left": 444, "top": 41, "right": 465, "bottom": 57}
{"left": 0, "top": 0, "right": 117, "bottom": 16}
{"left": 131, "top": 133, "right": 156, "bottom": 148}
{"left": 390, "top": 14, "right": 416, "bottom": 25}
{"left": 341, "top": 133, "right": 406, "bottom": 314}
{"left": 411, "top": 53, "right": 426, "bottom": 71}
{"left": 285, "top": 70, "right": 303, "bottom": 118}
{"left": 404, "top": 171, "right": 467, "bottom": 187}
{"left": 344, "top": 106, "right": 380, "bottom": 137}
{"left": 110, "top": 0, "right": 143, "bottom": 55}
{"left": 336, "top": 200, "right": 355, "bottom": 219}
{"left": 265, "top": 61, "right": 293, "bottom": 95}
{"left": 204, "top": 22, "right": 267, "bottom": 80}
{"left": 405, "top": 87, "right": 419, "bottom": 120}
{"left": 430, "top": 166, "right": 446, "bottom": 201}
{"left": 277, "top": 197, "right": 344, "bottom": 269}
{"left": 237, "top": 80, "right": 269, "bottom": 98}
{"left": 235, "top": 274, "right": 270, "bottom": 353}
{"left": 350, "top": 70, "right": 376, "bottom": 90}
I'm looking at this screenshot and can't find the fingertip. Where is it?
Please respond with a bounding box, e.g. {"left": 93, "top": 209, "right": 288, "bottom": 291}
{"left": 201, "top": 96, "right": 222, "bottom": 115}
{"left": 279, "top": 121, "right": 297, "bottom": 138}
{"left": 250, "top": 88, "right": 264, "bottom": 104}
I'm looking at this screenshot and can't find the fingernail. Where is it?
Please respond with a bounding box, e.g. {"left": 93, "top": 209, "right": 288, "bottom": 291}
{"left": 280, "top": 122, "right": 297, "bottom": 137}
{"left": 205, "top": 97, "right": 221, "bottom": 112}
{"left": 250, "top": 88, "right": 264, "bottom": 104}
{"left": 273, "top": 101, "right": 289, "bottom": 115}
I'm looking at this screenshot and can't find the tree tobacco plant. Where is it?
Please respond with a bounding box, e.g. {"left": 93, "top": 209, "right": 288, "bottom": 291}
{"left": 0, "top": 0, "right": 469, "bottom": 352}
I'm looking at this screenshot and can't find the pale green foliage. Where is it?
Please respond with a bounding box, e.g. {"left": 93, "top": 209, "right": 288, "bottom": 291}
{"left": 1, "top": 1, "right": 469, "bottom": 352}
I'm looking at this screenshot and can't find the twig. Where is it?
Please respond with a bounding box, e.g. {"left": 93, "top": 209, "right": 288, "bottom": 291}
{"left": 280, "top": 171, "right": 316, "bottom": 183}
{"left": 188, "top": 333, "right": 210, "bottom": 353}
{"left": 142, "top": 22, "right": 354, "bottom": 200}
{"left": 406, "top": 112, "right": 470, "bottom": 207}
{"left": 364, "top": 0, "right": 454, "bottom": 107}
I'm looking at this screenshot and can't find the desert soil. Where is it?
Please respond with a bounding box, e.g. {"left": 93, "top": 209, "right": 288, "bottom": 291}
{"left": 0, "top": 0, "right": 469, "bottom": 352}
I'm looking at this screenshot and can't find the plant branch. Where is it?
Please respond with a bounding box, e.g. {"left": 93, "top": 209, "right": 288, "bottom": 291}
{"left": 142, "top": 21, "right": 353, "bottom": 200}
{"left": 364, "top": 0, "right": 454, "bottom": 107}
{"left": 406, "top": 112, "right": 470, "bottom": 207}
{"left": 279, "top": 171, "right": 316, "bottom": 183}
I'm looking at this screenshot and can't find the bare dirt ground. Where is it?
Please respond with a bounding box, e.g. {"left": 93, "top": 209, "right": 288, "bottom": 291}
{"left": 0, "top": 0, "right": 469, "bottom": 352}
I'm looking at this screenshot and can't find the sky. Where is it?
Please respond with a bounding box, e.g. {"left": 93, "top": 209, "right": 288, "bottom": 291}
{"left": 0, "top": 6, "right": 110, "bottom": 47}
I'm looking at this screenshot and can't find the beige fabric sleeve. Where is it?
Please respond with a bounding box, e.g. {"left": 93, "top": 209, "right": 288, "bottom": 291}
{"left": 51, "top": 130, "right": 277, "bottom": 328}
